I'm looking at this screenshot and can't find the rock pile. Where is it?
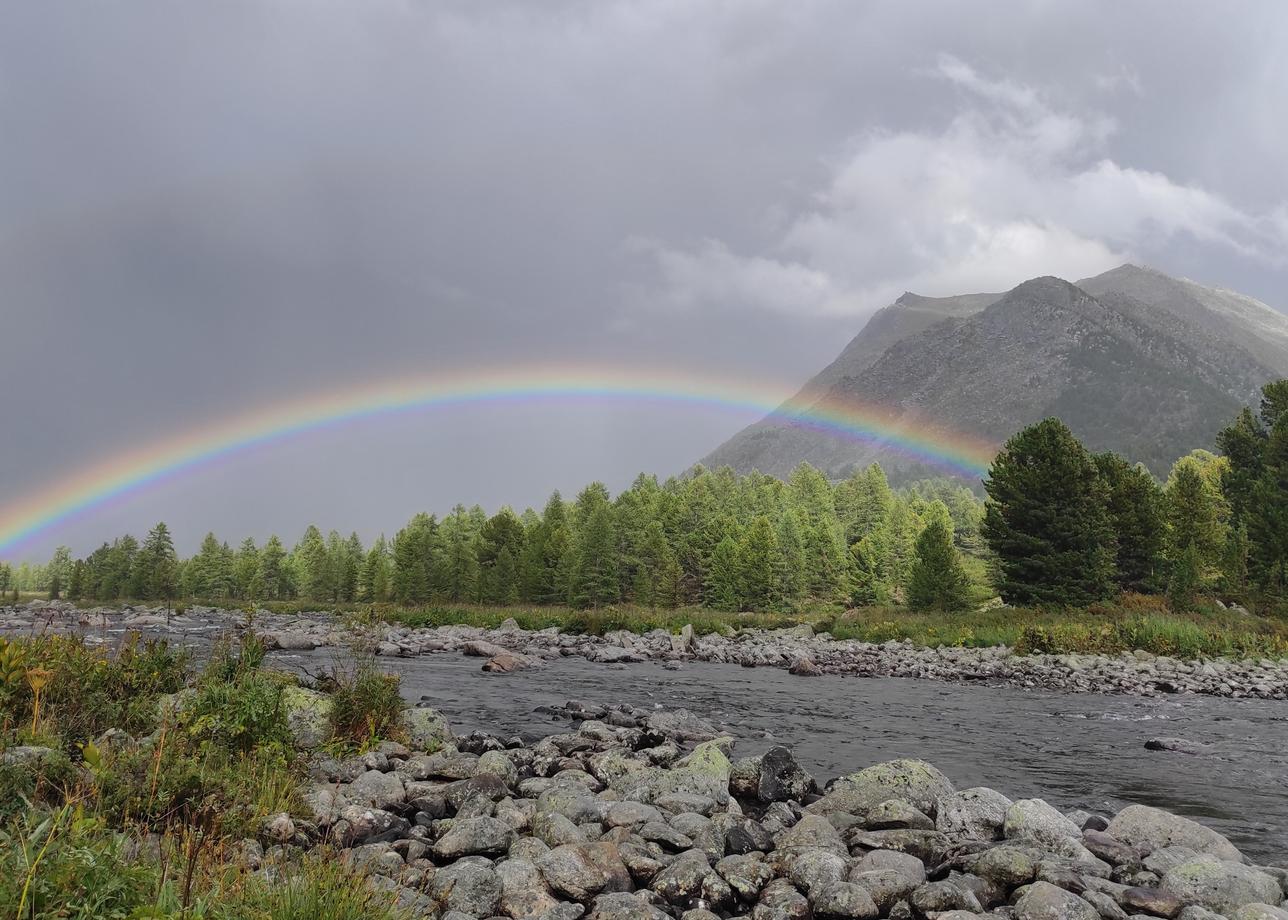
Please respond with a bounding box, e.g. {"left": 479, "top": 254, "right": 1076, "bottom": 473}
{"left": 245, "top": 705, "right": 1286, "bottom": 920}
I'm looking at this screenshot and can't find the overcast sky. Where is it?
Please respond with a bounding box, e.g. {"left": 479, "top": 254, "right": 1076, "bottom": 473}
{"left": 3, "top": 0, "right": 1287, "bottom": 558}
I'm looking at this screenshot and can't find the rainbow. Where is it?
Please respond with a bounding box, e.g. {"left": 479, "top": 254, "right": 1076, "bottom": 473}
{"left": 0, "top": 365, "right": 997, "bottom": 555}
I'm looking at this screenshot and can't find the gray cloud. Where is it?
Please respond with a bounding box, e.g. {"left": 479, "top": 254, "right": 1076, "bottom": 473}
{"left": 2, "top": 0, "right": 1286, "bottom": 556}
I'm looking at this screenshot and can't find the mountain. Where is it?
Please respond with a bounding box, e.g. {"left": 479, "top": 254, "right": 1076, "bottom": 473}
{"left": 702, "top": 264, "right": 1288, "bottom": 481}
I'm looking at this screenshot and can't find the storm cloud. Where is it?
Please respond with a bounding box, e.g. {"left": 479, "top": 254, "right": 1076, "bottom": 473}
{"left": 2, "top": 0, "right": 1286, "bottom": 556}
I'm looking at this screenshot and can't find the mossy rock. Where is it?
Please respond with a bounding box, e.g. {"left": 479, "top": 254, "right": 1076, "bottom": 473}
{"left": 400, "top": 706, "right": 452, "bottom": 753}
{"left": 282, "top": 685, "right": 333, "bottom": 750}
{"left": 679, "top": 738, "right": 734, "bottom": 781}
{"left": 808, "top": 758, "right": 955, "bottom": 819}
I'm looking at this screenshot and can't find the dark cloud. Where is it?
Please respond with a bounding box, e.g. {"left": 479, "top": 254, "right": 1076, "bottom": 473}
{"left": 2, "top": 0, "right": 1285, "bottom": 556}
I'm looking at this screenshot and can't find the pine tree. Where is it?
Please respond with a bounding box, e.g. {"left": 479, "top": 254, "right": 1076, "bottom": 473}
{"left": 253, "top": 535, "right": 292, "bottom": 600}
{"left": 1095, "top": 453, "right": 1166, "bottom": 593}
{"left": 705, "top": 535, "right": 741, "bottom": 611}
{"left": 570, "top": 503, "right": 618, "bottom": 608}
{"left": 906, "top": 517, "right": 972, "bottom": 611}
{"left": 233, "top": 537, "right": 259, "bottom": 599}
{"left": 982, "top": 418, "right": 1117, "bottom": 606}
{"left": 360, "top": 536, "right": 392, "bottom": 602}
{"left": 737, "top": 515, "right": 783, "bottom": 611}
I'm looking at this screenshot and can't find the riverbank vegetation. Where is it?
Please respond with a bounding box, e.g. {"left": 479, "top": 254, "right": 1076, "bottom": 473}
{"left": 0, "top": 630, "right": 414, "bottom": 918}
{"left": 5, "top": 380, "right": 1287, "bottom": 628}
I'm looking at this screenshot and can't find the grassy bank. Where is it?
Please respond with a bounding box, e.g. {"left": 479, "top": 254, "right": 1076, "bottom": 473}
{"left": 226, "top": 595, "right": 1288, "bottom": 660}
{"left": 0, "top": 631, "right": 414, "bottom": 919}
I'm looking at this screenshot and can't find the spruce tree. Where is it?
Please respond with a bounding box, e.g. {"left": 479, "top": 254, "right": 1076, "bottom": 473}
{"left": 705, "top": 535, "right": 740, "bottom": 611}
{"left": 737, "top": 515, "right": 783, "bottom": 612}
{"left": 906, "top": 517, "right": 971, "bottom": 611}
{"left": 982, "top": 418, "right": 1116, "bottom": 606}
{"left": 570, "top": 504, "right": 618, "bottom": 608}
{"left": 1095, "top": 453, "right": 1166, "bottom": 593}
{"left": 138, "top": 523, "right": 178, "bottom": 602}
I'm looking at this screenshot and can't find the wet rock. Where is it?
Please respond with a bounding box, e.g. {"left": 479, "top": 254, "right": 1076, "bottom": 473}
{"left": 1014, "top": 881, "right": 1100, "bottom": 920}
{"left": 1084, "top": 830, "right": 1142, "bottom": 867}
{"left": 1145, "top": 738, "right": 1209, "bottom": 755}
{"left": 484, "top": 652, "right": 536, "bottom": 673}
{"left": 1106, "top": 806, "right": 1243, "bottom": 863}
{"left": 789, "top": 658, "right": 823, "bottom": 677}
{"left": 1160, "top": 856, "right": 1282, "bottom": 913}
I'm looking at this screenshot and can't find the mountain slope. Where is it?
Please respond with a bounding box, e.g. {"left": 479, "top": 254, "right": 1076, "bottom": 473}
{"left": 702, "top": 265, "right": 1287, "bottom": 480}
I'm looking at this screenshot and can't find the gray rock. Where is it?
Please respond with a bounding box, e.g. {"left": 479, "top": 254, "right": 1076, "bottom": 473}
{"left": 1230, "top": 905, "right": 1288, "bottom": 920}
{"left": 650, "top": 850, "right": 712, "bottom": 903}
{"left": 937, "top": 787, "right": 1014, "bottom": 841}
{"left": 400, "top": 706, "right": 453, "bottom": 753}
{"left": 539, "top": 844, "right": 611, "bottom": 902}
{"left": 588, "top": 892, "right": 672, "bottom": 920}
{"left": 498, "top": 857, "right": 563, "bottom": 919}
{"left": 866, "top": 799, "right": 935, "bottom": 831}
{"left": 849, "top": 870, "right": 921, "bottom": 913}
{"left": 1014, "top": 881, "right": 1100, "bottom": 920}
{"left": 346, "top": 769, "right": 406, "bottom": 810}
{"left": 776, "top": 814, "right": 848, "bottom": 856}
{"left": 434, "top": 816, "right": 516, "bottom": 858}
{"left": 533, "top": 812, "right": 589, "bottom": 848}
{"left": 753, "top": 878, "right": 812, "bottom": 920}
{"left": 1118, "top": 887, "right": 1185, "bottom": 919}
{"left": 1106, "top": 806, "right": 1243, "bottom": 863}
{"left": 787, "top": 848, "right": 849, "bottom": 895}
{"left": 812, "top": 882, "right": 879, "bottom": 919}
{"left": 966, "top": 845, "right": 1041, "bottom": 888}
{"left": 808, "top": 760, "right": 954, "bottom": 820}
{"left": 718, "top": 854, "right": 777, "bottom": 902}
{"left": 1161, "top": 856, "right": 1282, "bottom": 913}
{"left": 430, "top": 858, "right": 504, "bottom": 917}
{"left": 909, "top": 880, "right": 983, "bottom": 915}
{"left": 759, "top": 746, "right": 816, "bottom": 804}
{"left": 851, "top": 850, "right": 927, "bottom": 883}
{"left": 1005, "top": 799, "right": 1083, "bottom": 849}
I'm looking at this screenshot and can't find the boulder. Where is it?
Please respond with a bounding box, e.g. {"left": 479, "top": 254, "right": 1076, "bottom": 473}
{"left": 936, "top": 787, "right": 1013, "bottom": 841}
{"left": 1005, "top": 799, "right": 1083, "bottom": 849}
{"left": 758, "top": 746, "right": 816, "bottom": 804}
{"left": 588, "top": 892, "right": 672, "bottom": 920}
{"left": 1014, "top": 881, "right": 1100, "bottom": 920}
{"left": 809, "top": 759, "right": 954, "bottom": 820}
{"left": 1161, "top": 856, "right": 1282, "bottom": 914}
{"left": 429, "top": 858, "right": 504, "bottom": 917}
{"left": 540, "top": 844, "right": 611, "bottom": 902}
{"left": 281, "top": 685, "right": 332, "bottom": 749}
{"left": 1106, "top": 806, "right": 1242, "bottom": 863}
{"left": 433, "top": 816, "right": 516, "bottom": 858}
{"left": 775, "top": 815, "right": 849, "bottom": 857}
{"left": 346, "top": 769, "right": 406, "bottom": 810}
{"left": 812, "top": 882, "right": 879, "bottom": 919}
{"left": 399, "top": 706, "right": 452, "bottom": 753}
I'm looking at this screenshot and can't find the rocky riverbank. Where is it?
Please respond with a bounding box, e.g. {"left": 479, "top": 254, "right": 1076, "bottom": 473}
{"left": 104, "top": 694, "right": 1288, "bottom": 920}
{"left": 5, "top": 601, "right": 1288, "bottom": 700}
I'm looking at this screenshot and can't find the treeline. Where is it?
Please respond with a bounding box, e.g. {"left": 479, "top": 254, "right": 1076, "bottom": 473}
{"left": 5, "top": 379, "right": 1285, "bottom": 614}
{"left": 5, "top": 468, "right": 985, "bottom": 612}
{"left": 984, "top": 380, "right": 1288, "bottom": 609}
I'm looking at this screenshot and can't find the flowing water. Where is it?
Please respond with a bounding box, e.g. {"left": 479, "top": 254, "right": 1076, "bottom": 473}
{"left": 275, "top": 650, "right": 1288, "bottom": 860}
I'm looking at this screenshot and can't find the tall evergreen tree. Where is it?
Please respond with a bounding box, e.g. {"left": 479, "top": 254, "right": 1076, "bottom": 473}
{"left": 982, "top": 418, "right": 1117, "bottom": 606}
{"left": 232, "top": 537, "right": 259, "bottom": 599}
{"left": 906, "top": 517, "right": 972, "bottom": 611}
{"left": 1095, "top": 453, "right": 1166, "bottom": 593}
{"left": 705, "top": 535, "right": 741, "bottom": 611}
{"left": 737, "top": 515, "right": 783, "bottom": 612}
{"left": 137, "top": 522, "right": 178, "bottom": 602}
{"left": 360, "top": 536, "right": 392, "bottom": 602}
{"left": 253, "top": 535, "right": 292, "bottom": 600}
{"left": 570, "top": 503, "right": 619, "bottom": 608}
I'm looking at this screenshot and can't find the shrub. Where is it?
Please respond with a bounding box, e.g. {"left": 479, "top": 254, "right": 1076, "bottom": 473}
{"left": 326, "top": 663, "right": 404, "bottom": 747}
{"left": 181, "top": 670, "right": 290, "bottom": 754}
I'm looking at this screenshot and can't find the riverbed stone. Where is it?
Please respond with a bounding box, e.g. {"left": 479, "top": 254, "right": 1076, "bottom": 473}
{"left": 1106, "top": 806, "right": 1243, "bottom": 863}
{"left": 848, "top": 869, "right": 921, "bottom": 913}
{"left": 775, "top": 814, "right": 848, "bottom": 856}
{"left": 434, "top": 816, "right": 516, "bottom": 858}
{"left": 753, "top": 878, "right": 812, "bottom": 920}
{"left": 400, "top": 706, "right": 452, "bottom": 753}
{"left": 787, "top": 848, "right": 849, "bottom": 895}
{"left": 588, "top": 892, "right": 672, "bottom": 920}
{"left": 937, "top": 787, "right": 1013, "bottom": 841}
{"left": 808, "top": 759, "right": 954, "bottom": 820}
{"left": 1160, "top": 857, "right": 1282, "bottom": 913}
{"left": 1230, "top": 905, "right": 1288, "bottom": 920}
{"left": 967, "top": 844, "right": 1041, "bottom": 888}
{"left": 1015, "top": 881, "right": 1100, "bottom": 920}
{"left": 758, "top": 746, "right": 816, "bottom": 804}
{"left": 1118, "top": 886, "right": 1185, "bottom": 918}
{"left": 539, "top": 844, "right": 611, "bottom": 902}
{"left": 347, "top": 768, "right": 406, "bottom": 810}
{"left": 812, "top": 881, "right": 879, "bottom": 919}
{"left": 430, "top": 857, "right": 504, "bottom": 917}
{"left": 865, "top": 799, "right": 935, "bottom": 831}
{"left": 651, "top": 850, "right": 712, "bottom": 903}
{"left": 718, "top": 854, "right": 777, "bottom": 902}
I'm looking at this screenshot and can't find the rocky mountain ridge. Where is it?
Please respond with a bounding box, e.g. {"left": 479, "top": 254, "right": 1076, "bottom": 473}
{"left": 702, "top": 265, "right": 1288, "bottom": 480}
